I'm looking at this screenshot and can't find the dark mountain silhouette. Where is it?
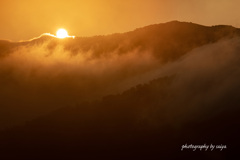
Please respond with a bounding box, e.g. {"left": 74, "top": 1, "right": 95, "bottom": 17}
{"left": 0, "top": 75, "right": 239, "bottom": 159}
{"left": 1, "top": 21, "right": 239, "bottom": 60}
{"left": 0, "top": 21, "right": 240, "bottom": 159}
{"left": 1, "top": 21, "right": 240, "bottom": 129}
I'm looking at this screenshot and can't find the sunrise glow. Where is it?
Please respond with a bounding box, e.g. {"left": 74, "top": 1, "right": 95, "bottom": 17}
{"left": 56, "top": 29, "right": 69, "bottom": 38}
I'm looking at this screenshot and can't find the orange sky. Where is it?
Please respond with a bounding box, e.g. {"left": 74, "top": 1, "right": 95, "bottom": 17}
{"left": 0, "top": 0, "right": 239, "bottom": 41}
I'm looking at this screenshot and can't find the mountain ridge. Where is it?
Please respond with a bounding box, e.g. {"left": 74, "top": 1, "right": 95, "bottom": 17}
{"left": 1, "top": 21, "right": 240, "bottom": 128}
{"left": 1, "top": 21, "right": 239, "bottom": 43}
{"left": 1, "top": 21, "right": 238, "bottom": 62}
{"left": 0, "top": 21, "right": 240, "bottom": 158}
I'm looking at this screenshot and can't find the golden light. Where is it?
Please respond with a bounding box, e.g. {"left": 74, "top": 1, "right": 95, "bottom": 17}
{"left": 56, "top": 29, "right": 69, "bottom": 38}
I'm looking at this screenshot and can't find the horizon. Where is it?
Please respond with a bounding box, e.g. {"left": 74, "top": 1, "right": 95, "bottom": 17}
{"left": 1, "top": 21, "right": 239, "bottom": 42}
{"left": 1, "top": 0, "right": 240, "bottom": 41}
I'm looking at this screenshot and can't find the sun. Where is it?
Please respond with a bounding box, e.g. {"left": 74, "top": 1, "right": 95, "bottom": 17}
{"left": 56, "top": 29, "right": 69, "bottom": 38}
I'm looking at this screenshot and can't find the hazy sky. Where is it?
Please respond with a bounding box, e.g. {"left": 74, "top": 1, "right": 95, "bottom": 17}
{"left": 1, "top": 0, "right": 239, "bottom": 41}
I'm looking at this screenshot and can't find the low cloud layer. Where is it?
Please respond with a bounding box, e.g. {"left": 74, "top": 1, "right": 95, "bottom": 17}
{"left": 0, "top": 36, "right": 160, "bottom": 128}
{"left": 153, "top": 37, "right": 240, "bottom": 125}
{"left": 0, "top": 22, "right": 239, "bottom": 129}
{"left": 1, "top": 37, "right": 240, "bottom": 158}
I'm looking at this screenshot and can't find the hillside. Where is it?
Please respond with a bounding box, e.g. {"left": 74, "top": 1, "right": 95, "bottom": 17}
{"left": 0, "top": 21, "right": 240, "bottom": 159}
{"left": 0, "top": 74, "right": 239, "bottom": 158}
{"left": 0, "top": 21, "right": 239, "bottom": 129}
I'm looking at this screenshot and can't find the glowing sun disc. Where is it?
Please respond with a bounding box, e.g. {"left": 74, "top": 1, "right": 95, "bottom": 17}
{"left": 56, "top": 29, "right": 69, "bottom": 38}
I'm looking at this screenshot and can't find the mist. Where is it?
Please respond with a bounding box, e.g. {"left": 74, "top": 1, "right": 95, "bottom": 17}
{"left": 0, "top": 35, "right": 160, "bottom": 128}
{"left": 0, "top": 21, "right": 239, "bottom": 129}
{"left": 0, "top": 22, "right": 240, "bottom": 158}
{"left": 150, "top": 37, "right": 240, "bottom": 126}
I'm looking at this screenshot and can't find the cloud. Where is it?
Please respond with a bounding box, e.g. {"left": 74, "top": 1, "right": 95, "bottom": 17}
{"left": 0, "top": 21, "right": 239, "bottom": 129}
{"left": 147, "top": 37, "right": 240, "bottom": 126}
{"left": 0, "top": 36, "right": 160, "bottom": 128}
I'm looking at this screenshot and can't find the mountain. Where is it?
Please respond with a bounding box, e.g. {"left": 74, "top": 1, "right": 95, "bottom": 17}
{"left": 0, "top": 75, "right": 239, "bottom": 159}
{"left": 0, "top": 21, "right": 240, "bottom": 159}
{"left": 2, "top": 21, "right": 239, "bottom": 61}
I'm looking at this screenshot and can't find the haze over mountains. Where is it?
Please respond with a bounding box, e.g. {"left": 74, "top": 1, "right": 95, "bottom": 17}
{"left": 0, "top": 21, "right": 239, "bottom": 159}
